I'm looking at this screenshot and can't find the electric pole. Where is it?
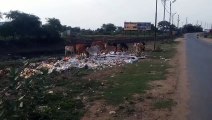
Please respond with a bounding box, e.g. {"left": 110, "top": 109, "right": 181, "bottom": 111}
{"left": 168, "top": 0, "right": 176, "bottom": 39}
{"left": 163, "top": 0, "right": 167, "bottom": 21}
{"left": 169, "top": 1, "right": 172, "bottom": 24}
{"left": 172, "top": 13, "right": 176, "bottom": 25}
{"left": 177, "top": 15, "right": 180, "bottom": 28}
{"left": 186, "top": 17, "right": 188, "bottom": 25}
{"left": 154, "top": 0, "right": 158, "bottom": 50}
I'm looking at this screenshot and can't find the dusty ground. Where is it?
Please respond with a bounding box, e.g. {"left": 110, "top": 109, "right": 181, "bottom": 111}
{"left": 201, "top": 37, "right": 212, "bottom": 44}
{"left": 81, "top": 39, "right": 189, "bottom": 120}
{"left": 170, "top": 38, "right": 189, "bottom": 120}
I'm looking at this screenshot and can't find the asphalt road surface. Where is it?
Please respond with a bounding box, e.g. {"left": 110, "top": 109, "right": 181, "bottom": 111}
{"left": 185, "top": 33, "right": 212, "bottom": 120}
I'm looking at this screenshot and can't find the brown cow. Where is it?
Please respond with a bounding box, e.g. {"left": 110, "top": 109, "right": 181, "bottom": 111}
{"left": 104, "top": 42, "right": 117, "bottom": 54}
{"left": 75, "top": 44, "right": 90, "bottom": 58}
{"left": 90, "top": 40, "right": 107, "bottom": 55}
{"left": 91, "top": 41, "right": 106, "bottom": 51}
{"left": 65, "top": 44, "right": 90, "bottom": 58}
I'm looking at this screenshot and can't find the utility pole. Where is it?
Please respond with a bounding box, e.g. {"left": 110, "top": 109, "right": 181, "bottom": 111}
{"left": 154, "top": 0, "right": 158, "bottom": 50}
{"left": 163, "top": 0, "right": 167, "bottom": 21}
{"left": 169, "top": 1, "right": 172, "bottom": 24}
{"left": 172, "top": 13, "right": 176, "bottom": 25}
{"left": 186, "top": 17, "right": 188, "bottom": 25}
{"left": 169, "top": 1, "right": 172, "bottom": 37}
{"left": 169, "top": 0, "right": 176, "bottom": 39}
{"left": 177, "top": 15, "right": 180, "bottom": 28}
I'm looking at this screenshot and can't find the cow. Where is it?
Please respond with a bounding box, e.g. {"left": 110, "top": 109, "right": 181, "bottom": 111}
{"left": 117, "top": 43, "right": 128, "bottom": 52}
{"left": 65, "top": 43, "right": 91, "bottom": 58}
{"left": 91, "top": 41, "right": 106, "bottom": 51}
{"left": 134, "top": 42, "right": 145, "bottom": 56}
{"left": 90, "top": 41, "right": 106, "bottom": 55}
{"left": 65, "top": 45, "right": 75, "bottom": 56}
{"left": 75, "top": 44, "right": 91, "bottom": 58}
{"left": 104, "top": 42, "right": 117, "bottom": 54}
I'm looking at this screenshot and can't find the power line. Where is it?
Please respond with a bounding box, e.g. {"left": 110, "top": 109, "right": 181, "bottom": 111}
{"left": 161, "top": 1, "right": 171, "bottom": 14}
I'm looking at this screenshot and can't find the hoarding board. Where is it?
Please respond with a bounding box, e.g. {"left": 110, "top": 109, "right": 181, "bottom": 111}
{"left": 124, "top": 22, "right": 151, "bottom": 31}
{"left": 137, "top": 22, "right": 151, "bottom": 31}
{"left": 124, "top": 22, "right": 138, "bottom": 31}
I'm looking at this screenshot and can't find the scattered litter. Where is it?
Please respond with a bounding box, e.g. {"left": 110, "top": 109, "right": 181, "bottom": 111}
{"left": 109, "top": 111, "right": 116, "bottom": 115}
{"left": 48, "top": 91, "right": 54, "bottom": 94}
{"left": 48, "top": 52, "right": 140, "bottom": 73}
{"left": 18, "top": 52, "right": 145, "bottom": 78}
{"left": 20, "top": 68, "right": 43, "bottom": 79}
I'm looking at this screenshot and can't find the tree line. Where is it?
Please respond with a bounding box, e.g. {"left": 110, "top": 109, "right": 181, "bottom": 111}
{"left": 0, "top": 11, "right": 64, "bottom": 46}
{"left": 158, "top": 20, "right": 203, "bottom": 33}
{"left": 0, "top": 11, "right": 203, "bottom": 47}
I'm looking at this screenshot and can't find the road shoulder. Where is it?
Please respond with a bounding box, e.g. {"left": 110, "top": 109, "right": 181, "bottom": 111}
{"left": 171, "top": 38, "right": 189, "bottom": 120}
{"left": 200, "top": 37, "right": 212, "bottom": 44}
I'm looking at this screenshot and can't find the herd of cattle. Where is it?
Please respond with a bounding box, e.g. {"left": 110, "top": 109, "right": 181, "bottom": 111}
{"left": 65, "top": 41, "right": 145, "bottom": 58}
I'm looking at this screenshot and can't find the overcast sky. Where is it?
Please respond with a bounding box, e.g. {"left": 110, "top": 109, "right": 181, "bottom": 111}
{"left": 1, "top": 0, "right": 212, "bottom": 29}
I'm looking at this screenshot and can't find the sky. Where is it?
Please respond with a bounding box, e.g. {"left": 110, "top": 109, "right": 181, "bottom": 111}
{"left": 1, "top": 0, "right": 212, "bottom": 30}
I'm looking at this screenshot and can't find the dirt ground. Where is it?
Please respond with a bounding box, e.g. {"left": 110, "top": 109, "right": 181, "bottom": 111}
{"left": 201, "top": 37, "right": 212, "bottom": 44}
{"left": 81, "top": 38, "right": 190, "bottom": 120}
{"left": 170, "top": 38, "right": 189, "bottom": 120}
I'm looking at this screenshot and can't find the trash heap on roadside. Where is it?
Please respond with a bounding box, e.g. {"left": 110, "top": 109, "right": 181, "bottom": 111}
{"left": 18, "top": 52, "right": 144, "bottom": 79}
{"left": 49, "top": 52, "right": 139, "bottom": 73}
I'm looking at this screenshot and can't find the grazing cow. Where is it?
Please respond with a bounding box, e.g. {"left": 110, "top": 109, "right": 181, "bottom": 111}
{"left": 75, "top": 44, "right": 91, "bottom": 58}
{"left": 92, "top": 41, "right": 106, "bottom": 51}
{"left": 117, "top": 43, "right": 128, "bottom": 52}
{"left": 90, "top": 41, "right": 106, "bottom": 55}
{"left": 86, "top": 45, "right": 101, "bottom": 56}
{"left": 104, "top": 42, "right": 117, "bottom": 54}
{"left": 134, "top": 42, "right": 145, "bottom": 56}
{"left": 65, "top": 45, "right": 75, "bottom": 56}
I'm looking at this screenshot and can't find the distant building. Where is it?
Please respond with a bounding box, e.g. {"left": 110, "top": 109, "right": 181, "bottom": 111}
{"left": 124, "top": 22, "right": 151, "bottom": 31}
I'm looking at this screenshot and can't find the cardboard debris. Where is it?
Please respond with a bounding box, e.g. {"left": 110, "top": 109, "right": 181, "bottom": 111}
{"left": 48, "top": 52, "right": 139, "bottom": 73}
{"left": 19, "top": 52, "right": 144, "bottom": 78}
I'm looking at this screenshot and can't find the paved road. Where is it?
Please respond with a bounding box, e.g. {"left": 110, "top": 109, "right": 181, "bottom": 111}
{"left": 185, "top": 33, "right": 212, "bottom": 120}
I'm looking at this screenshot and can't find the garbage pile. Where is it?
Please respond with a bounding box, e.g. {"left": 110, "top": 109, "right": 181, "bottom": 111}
{"left": 19, "top": 52, "right": 143, "bottom": 78}
{"left": 49, "top": 52, "right": 139, "bottom": 73}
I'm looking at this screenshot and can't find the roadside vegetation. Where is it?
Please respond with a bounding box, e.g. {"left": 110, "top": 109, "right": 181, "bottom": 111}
{"left": 153, "top": 99, "right": 176, "bottom": 110}
{"left": 0, "top": 40, "right": 177, "bottom": 119}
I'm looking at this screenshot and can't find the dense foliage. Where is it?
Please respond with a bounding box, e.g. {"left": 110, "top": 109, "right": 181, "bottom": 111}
{"left": 182, "top": 24, "right": 203, "bottom": 33}
{"left": 0, "top": 11, "right": 63, "bottom": 45}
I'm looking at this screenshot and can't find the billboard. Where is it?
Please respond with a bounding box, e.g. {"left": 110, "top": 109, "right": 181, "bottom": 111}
{"left": 137, "top": 22, "right": 151, "bottom": 31}
{"left": 124, "top": 22, "right": 138, "bottom": 31}
{"left": 124, "top": 22, "right": 151, "bottom": 31}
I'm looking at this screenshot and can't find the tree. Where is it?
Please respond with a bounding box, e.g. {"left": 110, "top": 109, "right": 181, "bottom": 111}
{"left": 158, "top": 21, "right": 170, "bottom": 32}
{"left": 42, "top": 18, "right": 63, "bottom": 41}
{"left": 4, "top": 10, "right": 42, "bottom": 38}
{"left": 182, "top": 24, "right": 203, "bottom": 33}
{"left": 0, "top": 12, "right": 2, "bottom": 20}
{"left": 45, "top": 18, "right": 62, "bottom": 32}
{"left": 101, "top": 23, "right": 116, "bottom": 35}
{"left": 115, "top": 26, "right": 124, "bottom": 34}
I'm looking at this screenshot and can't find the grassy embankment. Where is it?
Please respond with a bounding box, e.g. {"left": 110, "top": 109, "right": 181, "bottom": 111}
{"left": 104, "top": 41, "right": 177, "bottom": 104}
{"left": 0, "top": 41, "right": 177, "bottom": 119}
